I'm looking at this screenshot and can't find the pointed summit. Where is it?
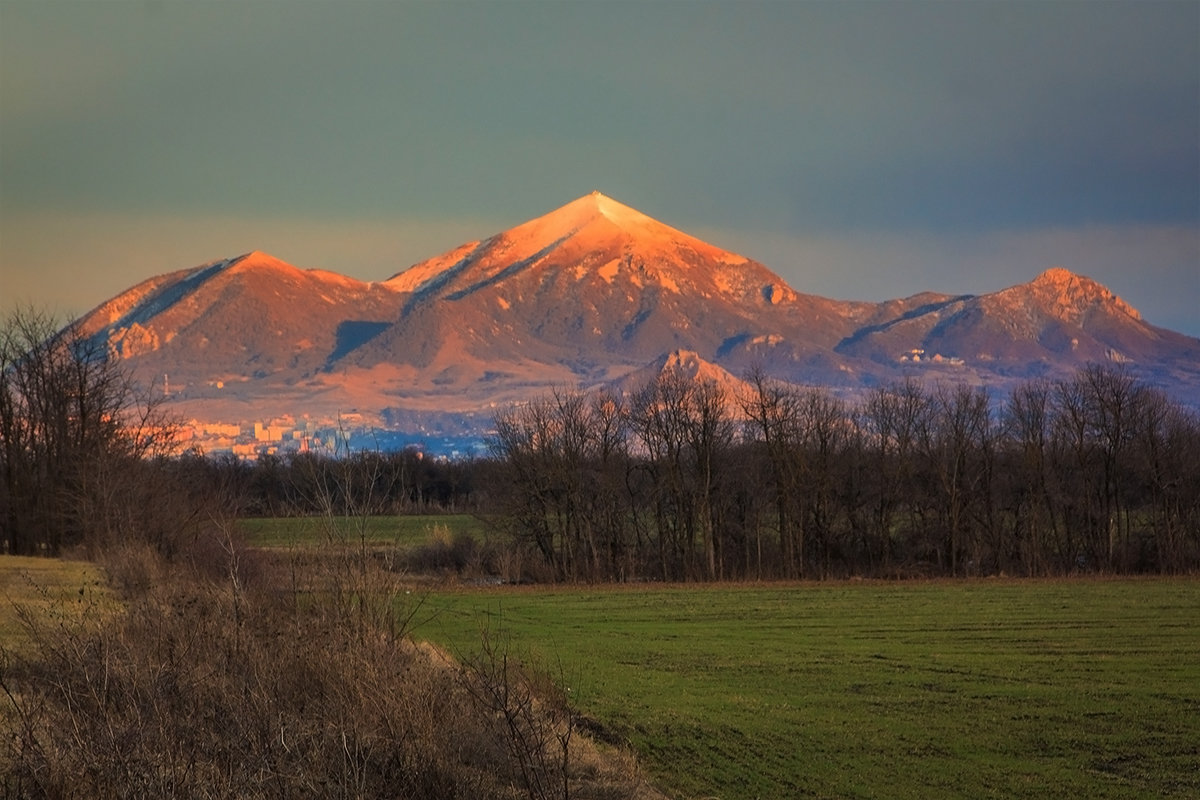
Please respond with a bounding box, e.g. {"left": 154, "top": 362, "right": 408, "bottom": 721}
{"left": 385, "top": 192, "right": 757, "bottom": 299}
{"left": 574, "top": 190, "right": 657, "bottom": 226}
{"left": 226, "top": 251, "right": 294, "bottom": 274}
{"left": 1031, "top": 266, "right": 1079, "bottom": 286}
{"left": 1017, "top": 267, "right": 1141, "bottom": 323}
{"left": 359, "top": 193, "right": 824, "bottom": 385}
{"left": 494, "top": 192, "right": 724, "bottom": 263}
{"left": 605, "top": 349, "right": 750, "bottom": 398}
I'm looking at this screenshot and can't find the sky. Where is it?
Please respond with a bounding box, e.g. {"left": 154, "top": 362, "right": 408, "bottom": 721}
{"left": 2, "top": 0, "right": 1198, "bottom": 336}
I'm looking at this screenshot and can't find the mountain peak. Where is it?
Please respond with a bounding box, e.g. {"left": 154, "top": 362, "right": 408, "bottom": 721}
{"left": 228, "top": 251, "right": 292, "bottom": 273}
{"left": 1009, "top": 266, "right": 1141, "bottom": 323}
{"left": 491, "top": 192, "right": 749, "bottom": 271}
{"left": 509, "top": 192, "right": 665, "bottom": 244}
{"left": 578, "top": 191, "right": 644, "bottom": 225}
{"left": 607, "top": 349, "right": 749, "bottom": 398}
{"left": 1031, "top": 266, "right": 1082, "bottom": 288}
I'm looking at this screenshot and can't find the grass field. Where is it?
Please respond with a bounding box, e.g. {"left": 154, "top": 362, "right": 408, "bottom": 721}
{"left": 0, "top": 556, "right": 110, "bottom": 649}
{"left": 415, "top": 578, "right": 1200, "bottom": 800}
{"left": 238, "top": 514, "right": 486, "bottom": 549}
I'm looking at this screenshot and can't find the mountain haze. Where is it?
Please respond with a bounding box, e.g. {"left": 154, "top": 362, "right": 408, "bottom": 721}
{"left": 74, "top": 193, "right": 1200, "bottom": 430}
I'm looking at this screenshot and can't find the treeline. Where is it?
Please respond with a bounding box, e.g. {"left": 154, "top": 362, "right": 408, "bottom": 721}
{"left": 488, "top": 365, "right": 1200, "bottom": 581}
{"left": 0, "top": 308, "right": 478, "bottom": 556}
{"left": 4, "top": 307, "right": 1198, "bottom": 582}
{"left": 212, "top": 448, "right": 479, "bottom": 518}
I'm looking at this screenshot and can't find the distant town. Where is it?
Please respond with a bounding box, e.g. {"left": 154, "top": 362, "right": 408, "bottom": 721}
{"left": 898, "top": 348, "right": 965, "bottom": 366}
{"left": 173, "top": 414, "right": 489, "bottom": 460}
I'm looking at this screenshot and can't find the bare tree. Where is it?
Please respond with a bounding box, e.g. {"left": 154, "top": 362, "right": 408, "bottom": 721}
{"left": 796, "top": 388, "right": 851, "bottom": 578}
{"left": 925, "top": 383, "right": 992, "bottom": 574}
{"left": 1078, "top": 364, "right": 1142, "bottom": 570}
{"left": 683, "top": 378, "right": 736, "bottom": 580}
{"left": 861, "top": 379, "right": 931, "bottom": 574}
{"left": 0, "top": 308, "right": 177, "bottom": 556}
{"left": 1126, "top": 387, "right": 1200, "bottom": 573}
{"left": 629, "top": 371, "right": 695, "bottom": 580}
{"left": 740, "top": 366, "right": 803, "bottom": 577}
{"left": 1003, "top": 379, "right": 1060, "bottom": 575}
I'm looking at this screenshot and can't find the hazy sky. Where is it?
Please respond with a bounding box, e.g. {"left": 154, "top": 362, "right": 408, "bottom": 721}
{"left": 2, "top": 0, "right": 1197, "bottom": 335}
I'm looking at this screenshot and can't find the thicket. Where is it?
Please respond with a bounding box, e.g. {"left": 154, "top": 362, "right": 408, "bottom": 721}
{"left": 487, "top": 365, "right": 1200, "bottom": 581}
{"left": 217, "top": 448, "right": 479, "bottom": 518}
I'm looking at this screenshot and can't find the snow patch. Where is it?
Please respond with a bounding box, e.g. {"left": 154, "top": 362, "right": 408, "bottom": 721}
{"left": 107, "top": 322, "right": 161, "bottom": 359}
{"left": 597, "top": 259, "right": 620, "bottom": 283}
{"left": 385, "top": 241, "right": 482, "bottom": 294}
{"left": 109, "top": 259, "right": 230, "bottom": 331}
{"left": 657, "top": 271, "right": 680, "bottom": 294}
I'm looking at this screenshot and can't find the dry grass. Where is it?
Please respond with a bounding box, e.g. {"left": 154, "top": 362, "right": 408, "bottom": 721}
{"left": 0, "top": 536, "right": 664, "bottom": 800}
{"left": 0, "top": 556, "right": 112, "bottom": 650}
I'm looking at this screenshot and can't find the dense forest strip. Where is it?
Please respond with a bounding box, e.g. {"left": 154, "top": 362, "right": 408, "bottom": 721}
{"left": 157, "top": 365, "right": 1200, "bottom": 583}
{"left": 484, "top": 365, "right": 1200, "bottom": 581}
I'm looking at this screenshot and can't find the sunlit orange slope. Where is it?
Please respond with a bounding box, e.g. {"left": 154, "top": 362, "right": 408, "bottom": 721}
{"left": 72, "top": 193, "right": 1200, "bottom": 425}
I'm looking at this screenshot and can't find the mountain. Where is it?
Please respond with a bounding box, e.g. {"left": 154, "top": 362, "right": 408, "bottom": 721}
{"left": 74, "top": 193, "right": 1200, "bottom": 434}
{"left": 834, "top": 267, "right": 1200, "bottom": 380}
{"left": 605, "top": 349, "right": 752, "bottom": 402}
{"left": 77, "top": 251, "right": 404, "bottom": 421}
{"left": 347, "top": 192, "right": 866, "bottom": 389}
{"left": 87, "top": 251, "right": 396, "bottom": 370}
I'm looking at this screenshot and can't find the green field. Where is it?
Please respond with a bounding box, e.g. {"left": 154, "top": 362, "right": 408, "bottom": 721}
{"left": 238, "top": 513, "right": 487, "bottom": 549}
{"left": 415, "top": 579, "right": 1200, "bottom": 799}
{"left": 5, "top": 549, "right": 1196, "bottom": 798}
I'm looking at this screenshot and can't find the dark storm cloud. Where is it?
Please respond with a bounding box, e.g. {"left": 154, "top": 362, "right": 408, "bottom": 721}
{"left": 2, "top": 0, "right": 1197, "bottom": 333}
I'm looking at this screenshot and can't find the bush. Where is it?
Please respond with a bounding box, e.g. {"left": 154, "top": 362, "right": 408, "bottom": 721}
{"left": 403, "top": 524, "right": 505, "bottom": 580}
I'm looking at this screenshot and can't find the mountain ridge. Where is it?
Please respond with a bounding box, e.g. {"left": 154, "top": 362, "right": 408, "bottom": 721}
{"left": 72, "top": 193, "right": 1200, "bottom": 432}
